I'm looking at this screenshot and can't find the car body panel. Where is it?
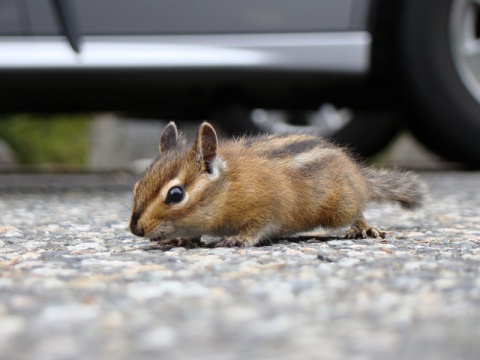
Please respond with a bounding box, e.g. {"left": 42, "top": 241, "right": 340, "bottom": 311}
{"left": 0, "top": 0, "right": 27, "bottom": 35}
{"left": 0, "top": 0, "right": 372, "bottom": 35}
{"left": 0, "top": 32, "right": 370, "bottom": 73}
{"left": 0, "top": 0, "right": 375, "bottom": 112}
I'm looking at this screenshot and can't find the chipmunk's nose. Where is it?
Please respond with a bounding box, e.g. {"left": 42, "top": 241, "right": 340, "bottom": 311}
{"left": 131, "top": 226, "right": 144, "bottom": 237}
{"left": 129, "top": 212, "right": 144, "bottom": 237}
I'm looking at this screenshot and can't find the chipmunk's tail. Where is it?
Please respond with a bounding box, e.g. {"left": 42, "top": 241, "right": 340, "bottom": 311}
{"left": 361, "top": 168, "right": 426, "bottom": 209}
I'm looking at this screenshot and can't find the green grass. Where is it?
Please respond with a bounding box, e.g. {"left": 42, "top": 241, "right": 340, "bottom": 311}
{"left": 0, "top": 114, "right": 91, "bottom": 166}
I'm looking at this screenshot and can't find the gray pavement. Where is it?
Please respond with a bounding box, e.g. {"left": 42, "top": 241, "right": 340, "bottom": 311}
{"left": 0, "top": 172, "right": 479, "bottom": 360}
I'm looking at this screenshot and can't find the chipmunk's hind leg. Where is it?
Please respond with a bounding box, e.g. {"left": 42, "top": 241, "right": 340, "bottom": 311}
{"left": 345, "top": 216, "right": 386, "bottom": 239}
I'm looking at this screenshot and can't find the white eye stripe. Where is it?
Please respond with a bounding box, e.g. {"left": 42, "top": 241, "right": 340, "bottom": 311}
{"left": 141, "top": 176, "right": 189, "bottom": 223}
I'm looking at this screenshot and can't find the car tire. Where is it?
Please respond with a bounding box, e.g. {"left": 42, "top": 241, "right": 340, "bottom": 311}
{"left": 399, "top": 0, "right": 480, "bottom": 167}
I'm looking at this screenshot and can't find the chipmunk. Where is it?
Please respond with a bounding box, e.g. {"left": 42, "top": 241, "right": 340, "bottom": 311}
{"left": 129, "top": 121, "right": 425, "bottom": 247}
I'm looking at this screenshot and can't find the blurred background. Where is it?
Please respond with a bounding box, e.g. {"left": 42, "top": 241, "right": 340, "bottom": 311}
{"left": 1, "top": 0, "right": 479, "bottom": 173}
{"left": 0, "top": 113, "right": 449, "bottom": 173}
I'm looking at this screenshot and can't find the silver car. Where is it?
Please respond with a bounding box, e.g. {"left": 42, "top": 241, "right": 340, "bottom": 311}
{"left": 1, "top": 0, "right": 479, "bottom": 165}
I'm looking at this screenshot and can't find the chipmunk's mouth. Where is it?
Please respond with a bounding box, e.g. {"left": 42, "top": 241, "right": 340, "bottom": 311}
{"left": 147, "top": 222, "right": 176, "bottom": 241}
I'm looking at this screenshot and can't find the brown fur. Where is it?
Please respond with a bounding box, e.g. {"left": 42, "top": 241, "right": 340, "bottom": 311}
{"left": 129, "top": 122, "right": 426, "bottom": 247}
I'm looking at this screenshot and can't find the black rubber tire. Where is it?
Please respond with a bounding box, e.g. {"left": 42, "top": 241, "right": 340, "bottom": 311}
{"left": 398, "top": 0, "right": 480, "bottom": 167}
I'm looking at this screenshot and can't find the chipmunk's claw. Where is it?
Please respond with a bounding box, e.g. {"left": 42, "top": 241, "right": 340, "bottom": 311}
{"left": 345, "top": 227, "right": 386, "bottom": 239}
{"left": 214, "top": 235, "right": 258, "bottom": 247}
{"left": 214, "top": 237, "right": 243, "bottom": 247}
{"left": 367, "top": 227, "right": 387, "bottom": 239}
{"left": 345, "top": 216, "right": 387, "bottom": 240}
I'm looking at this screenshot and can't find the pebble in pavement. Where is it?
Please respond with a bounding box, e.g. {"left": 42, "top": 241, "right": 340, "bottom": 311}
{"left": 0, "top": 172, "right": 479, "bottom": 360}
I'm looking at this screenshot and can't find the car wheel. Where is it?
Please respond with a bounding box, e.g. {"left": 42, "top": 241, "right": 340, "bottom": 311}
{"left": 399, "top": 0, "right": 480, "bottom": 167}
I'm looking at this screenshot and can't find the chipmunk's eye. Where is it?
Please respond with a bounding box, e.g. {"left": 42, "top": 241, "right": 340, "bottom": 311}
{"left": 165, "top": 186, "right": 185, "bottom": 205}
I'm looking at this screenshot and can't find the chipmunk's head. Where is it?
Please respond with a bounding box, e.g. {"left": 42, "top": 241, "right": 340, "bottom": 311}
{"left": 129, "top": 121, "right": 224, "bottom": 241}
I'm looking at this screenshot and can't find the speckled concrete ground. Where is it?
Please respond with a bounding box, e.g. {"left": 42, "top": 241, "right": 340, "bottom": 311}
{"left": 0, "top": 172, "right": 479, "bottom": 360}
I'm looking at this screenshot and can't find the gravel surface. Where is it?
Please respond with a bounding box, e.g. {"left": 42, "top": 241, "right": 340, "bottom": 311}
{"left": 0, "top": 172, "right": 479, "bottom": 360}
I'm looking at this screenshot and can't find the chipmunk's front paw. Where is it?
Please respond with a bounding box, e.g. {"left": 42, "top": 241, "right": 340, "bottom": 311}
{"left": 215, "top": 236, "right": 257, "bottom": 247}
{"left": 345, "top": 226, "right": 386, "bottom": 239}
{"left": 151, "top": 237, "right": 201, "bottom": 248}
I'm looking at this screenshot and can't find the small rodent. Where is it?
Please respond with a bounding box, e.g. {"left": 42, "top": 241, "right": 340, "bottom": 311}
{"left": 129, "top": 121, "right": 425, "bottom": 247}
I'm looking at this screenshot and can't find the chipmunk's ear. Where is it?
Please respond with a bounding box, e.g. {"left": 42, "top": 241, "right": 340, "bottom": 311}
{"left": 159, "top": 121, "right": 178, "bottom": 154}
{"left": 192, "top": 122, "right": 218, "bottom": 172}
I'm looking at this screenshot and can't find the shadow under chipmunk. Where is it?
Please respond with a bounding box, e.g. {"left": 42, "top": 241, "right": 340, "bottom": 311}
{"left": 146, "top": 235, "right": 347, "bottom": 251}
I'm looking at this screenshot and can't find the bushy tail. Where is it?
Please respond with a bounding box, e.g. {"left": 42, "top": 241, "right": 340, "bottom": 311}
{"left": 361, "top": 168, "right": 426, "bottom": 209}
